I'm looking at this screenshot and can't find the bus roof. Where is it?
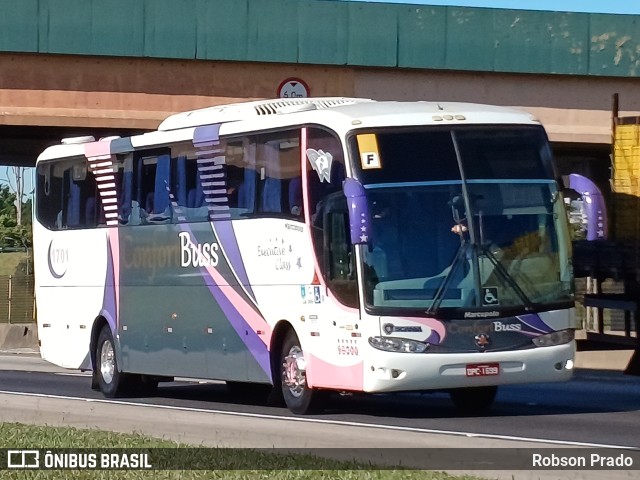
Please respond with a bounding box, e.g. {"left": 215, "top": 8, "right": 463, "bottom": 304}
{"left": 157, "top": 97, "right": 373, "bottom": 131}
{"left": 158, "top": 97, "right": 538, "bottom": 132}
{"left": 37, "top": 98, "right": 540, "bottom": 162}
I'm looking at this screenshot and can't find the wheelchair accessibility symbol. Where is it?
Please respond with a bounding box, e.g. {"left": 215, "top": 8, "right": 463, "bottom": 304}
{"left": 482, "top": 287, "right": 499, "bottom": 306}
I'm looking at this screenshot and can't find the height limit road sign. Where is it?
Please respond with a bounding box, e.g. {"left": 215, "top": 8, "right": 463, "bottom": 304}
{"left": 277, "top": 78, "right": 310, "bottom": 98}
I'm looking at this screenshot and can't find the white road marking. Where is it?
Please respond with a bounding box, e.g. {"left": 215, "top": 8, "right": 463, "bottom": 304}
{"left": 0, "top": 389, "right": 637, "bottom": 450}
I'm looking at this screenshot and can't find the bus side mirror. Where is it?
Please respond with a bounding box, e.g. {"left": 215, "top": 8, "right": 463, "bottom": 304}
{"left": 343, "top": 178, "right": 372, "bottom": 246}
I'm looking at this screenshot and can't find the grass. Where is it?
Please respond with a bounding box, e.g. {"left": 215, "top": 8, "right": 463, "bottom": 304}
{"left": 0, "top": 423, "right": 487, "bottom": 480}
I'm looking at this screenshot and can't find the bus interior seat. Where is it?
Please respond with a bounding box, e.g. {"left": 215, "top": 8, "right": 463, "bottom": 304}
{"left": 260, "top": 141, "right": 282, "bottom": 213}
{"left": 288, "top": 177, "right": 303, "bottom": 216}
{"left": 237, "top": 169, "right": 256, "bottom": 212}
{"left": 261, "top": 177, "right": 282, "bottom": 213}
{"left": 85, "top": 197, "right": 95, "bottom": 226}
{"left": 185, "top": 187, "right": 208, "bottom": 221}
{"left": 187, "top": 186, "right": 206, "bottom": 208}
{"left": 65, "top": 174, "right": 81, "bottom": 228}
{"left": 119, "top": 168, "right": 133, "bottom": 224}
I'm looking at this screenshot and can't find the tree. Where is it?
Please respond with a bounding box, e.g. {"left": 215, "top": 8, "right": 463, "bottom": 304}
{"left": 0, "top": 166, "right": 33, "bottom": 249}
{"left": 5, "top": 166, "right": 27, "bottom": 226}
{"left": 0, "top": 184, "right": 31, "bottom": 249}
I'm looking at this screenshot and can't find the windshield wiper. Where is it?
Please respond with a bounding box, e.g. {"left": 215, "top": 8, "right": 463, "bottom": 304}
{"left": 479, "top": 244, "right": 535, "bottom": 311}
{"left": 426, "top": 240, "right": 469, "bottom": 315}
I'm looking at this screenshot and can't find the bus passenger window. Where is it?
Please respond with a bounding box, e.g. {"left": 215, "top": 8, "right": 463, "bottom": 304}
{"left": 36, "top": 158, "right": 100, "bottom": 230}
{"left": 252, "top": 131, "right": 302, "bottom": 219}
{"left": 134, "top": 152, "right": 172, "bottom": 225}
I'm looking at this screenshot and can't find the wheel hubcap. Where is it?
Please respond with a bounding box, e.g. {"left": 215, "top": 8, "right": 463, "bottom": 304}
{"left": 100, "top": 339, "right": 115, "bottom": 385}
{"left": 282, "top": 346, "right": 306, "bottom": 397}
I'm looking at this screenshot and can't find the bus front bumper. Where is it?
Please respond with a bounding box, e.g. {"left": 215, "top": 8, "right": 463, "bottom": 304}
{"left": 362, "top": 341, "right": 575, "bottom": 393}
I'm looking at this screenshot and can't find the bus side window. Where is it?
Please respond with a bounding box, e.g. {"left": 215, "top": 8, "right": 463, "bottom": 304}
{"left": 306, "top": 127, "right": 345, "bottom": 221}
{"left": 322, "top": 194, "right": 358, "bottom": 308}
{"left": 252, "top": 130, "right": 302, "bottom": 219}
{"left": 37, "top": 163, "right": 61, "bottom": 229}
{"left": 305, "top": 127, "right": 357, "bottom": 307}
{"left": 129, "top": 150, "right": 173, "bottom": 225}
{"left": 36, "top": 158, "right": 100, "bottom": 230}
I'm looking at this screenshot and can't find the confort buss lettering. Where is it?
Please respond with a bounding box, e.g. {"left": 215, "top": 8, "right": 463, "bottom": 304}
{"left": 121, "top": 233, "right": 220, "bottom": 270}
{"left": 447, "top": 321, "right": 522, "bottom": 334}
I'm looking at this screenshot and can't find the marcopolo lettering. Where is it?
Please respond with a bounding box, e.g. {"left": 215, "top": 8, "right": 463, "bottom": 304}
{"left": 179, "top": 232, "right": 219, "bottom": 268}
{"left": 463, "top": 311, "right": 500, "bottom": 319}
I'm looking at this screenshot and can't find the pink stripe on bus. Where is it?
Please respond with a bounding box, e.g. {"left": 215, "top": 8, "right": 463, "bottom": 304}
{"left": 84, "top": 140, "right": 112, "bottom": 158}
{"left": 306, "top": 353, "right": 364, "bottom": 390}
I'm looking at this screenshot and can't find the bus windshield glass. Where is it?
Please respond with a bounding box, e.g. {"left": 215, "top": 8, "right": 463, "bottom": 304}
{"left": 351, "top": 126, "right": 572, "bottom": 314}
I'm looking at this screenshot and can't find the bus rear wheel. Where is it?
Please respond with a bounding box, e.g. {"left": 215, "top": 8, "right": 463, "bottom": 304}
{"left": 449, "top": 385, "right": 498, "bottom": 414}
{"left": 280, "top": 331, "right": 323, "bottom": 415}
{"left": 96, "top": 325, "right": 133, "bottom": 398}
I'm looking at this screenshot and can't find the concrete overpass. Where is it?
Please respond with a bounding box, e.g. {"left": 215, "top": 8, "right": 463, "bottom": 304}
{"left": 1, "top": 0, "right": 640, "bottom": 185}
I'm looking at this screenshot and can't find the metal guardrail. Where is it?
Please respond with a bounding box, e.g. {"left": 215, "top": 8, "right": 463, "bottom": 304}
{"left": 0, "top": 275, "right": 35, "bottom": 324}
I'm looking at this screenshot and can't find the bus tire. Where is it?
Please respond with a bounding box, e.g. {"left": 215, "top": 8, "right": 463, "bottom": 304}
{"left": 96, "top": 325, "right": 132, "bottom": 398}
{"left": 449, "top": 385, "right": 498, "bottom": 414}
{"left": 280, "top": 330, "right": 323, "bottom": 415}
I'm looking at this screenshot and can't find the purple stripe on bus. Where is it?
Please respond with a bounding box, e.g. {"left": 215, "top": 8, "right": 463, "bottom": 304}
{"left": 425, "top": 330, "right": 441, "bottom": 345}
{"left": 518, "top": 313, "right": 553, "bottom": 334}
{"left": 102, "top": 235, "right": 118, "bottom": 333}
{"left": 212, "top": 220, "right": 256, "bottom": 301}
{"left": 203, "top": 279, "right": 271, "bottom": 380}
{"left": 193, "top": 124, "right": 221, "bottom": 147}
{"left": 110, "top": 137, "right": 133, "bottom": 154}
{"left": 181, "top": 224, "right": 270, "bottom": 379}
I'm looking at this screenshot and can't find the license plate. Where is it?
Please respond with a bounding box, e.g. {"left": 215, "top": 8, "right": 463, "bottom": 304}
{"left": 466, "top": 363, "right": 499, "bottom": 377}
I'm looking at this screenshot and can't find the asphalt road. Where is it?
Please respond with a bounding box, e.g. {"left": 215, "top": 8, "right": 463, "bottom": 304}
{"left": 1, "top": 354, "right": 639, "bottom": 479}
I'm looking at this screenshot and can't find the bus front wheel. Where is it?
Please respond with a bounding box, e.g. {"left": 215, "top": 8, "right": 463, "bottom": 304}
{"left": 449, "top": 385, "right": 498, "bottom": 414}
{"left": 280, "top": 331, "right": 323, "bottom": 414}
{"left": 96, "top": 325, "right": 132, "bottom": 398}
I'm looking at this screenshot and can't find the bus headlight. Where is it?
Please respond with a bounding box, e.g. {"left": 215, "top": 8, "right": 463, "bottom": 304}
{"left": 368, "top": 336, "right": 429, "bottom": 353}
{"left": 532, "top": 329, "right": 574, "bottom": 347}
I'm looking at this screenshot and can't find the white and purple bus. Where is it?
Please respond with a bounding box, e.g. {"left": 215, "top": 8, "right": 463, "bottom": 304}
{"left": 34, "top": 98, "right": 575, "bottom": 414}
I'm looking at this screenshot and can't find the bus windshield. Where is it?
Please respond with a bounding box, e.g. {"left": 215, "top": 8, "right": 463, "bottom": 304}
{"left": 351, "top": 126, "right": 573, "bottom": 314}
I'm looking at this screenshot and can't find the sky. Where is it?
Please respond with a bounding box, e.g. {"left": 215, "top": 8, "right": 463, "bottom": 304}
{"left": 342, "top": 0, "right": 640, "bottom": 15}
